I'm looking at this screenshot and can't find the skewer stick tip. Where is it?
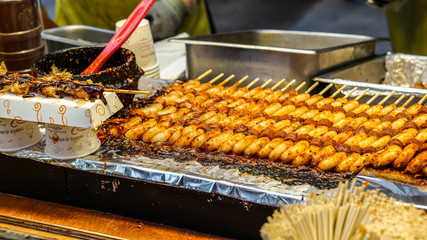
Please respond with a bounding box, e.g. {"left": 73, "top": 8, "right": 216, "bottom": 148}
{"left": 246, "top": 78, "right": 260, "bottom": 89}
{"left": 378, "top": 90, "right": 395, "bottom": 106}
{"left": 417, "top": 93, "right": 427, "bottom": 105}
{"left": 218, "top": 74, "right": 235, "bottom": 86}
{"left": 261, "top": 79, "right": 273, "bottom": 89}
{"left": 402, "top": 95, "right": 415, "bottom": 107}
{"left": 271, "top": 78, "right": 287, "bottom": 90}
{"left": 294, "top": 81, "right": 306, "bottom": 92}
{"left": 355, "top": 88, "right": 370, "bottom": 101}
{"left": 366, "top": 92, "right": 381, "bottom": 105}
{"left": 195, "top": 69, "right": 212, "bottom": 81}
{"left": 343, "top": 87, "right": 358, "bottom": 99}
{"left": 208, "top": 73, "right": 225, "bottom": 84}
{"left": 394, "top": 95, "right": 405, "bottom": 105}
{"left": 318, "top": 83, "right": 334, "bottom": 96}
{"left": 331, "top": 85, "right": 347, "bottom": 98}
{"left": 104, "top": 88, "right": 151, "bottom": 95}
{"left": 235, "top": 75, "right": 249, "bottom": 86}
{"left": 280, "top": 79, "right": 296, "bottom": 92}
{"left": 305, "top": 82, "right": 319, "bottom": 94}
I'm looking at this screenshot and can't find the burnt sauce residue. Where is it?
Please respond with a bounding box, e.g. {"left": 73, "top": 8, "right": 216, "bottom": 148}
{"left": 101, "top": 136, "right": 354, "bottom": 189}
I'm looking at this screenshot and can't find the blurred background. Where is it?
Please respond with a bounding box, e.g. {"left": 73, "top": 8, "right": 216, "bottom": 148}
{"left": 41, "top": 0, "right": 389, "bottom": 38}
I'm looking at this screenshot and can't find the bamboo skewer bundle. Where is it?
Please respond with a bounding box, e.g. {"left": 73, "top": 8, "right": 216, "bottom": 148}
{"left": 260, "top": 181, "right": 427, "bottom": 240}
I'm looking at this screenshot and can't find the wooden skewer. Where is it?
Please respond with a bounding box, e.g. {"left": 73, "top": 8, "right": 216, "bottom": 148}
{"left": 355, "top": 88, "right": 370, "bottom": 101}
{"left": 366, "top": 92, "right": 381, "bottom": 105}
{"left": 402, "top": 96, "right": 415, "bottom": 107}
{"left": 261, "top": 79, "right": 273, "bottom": 88}
{"left": 281, "top": 79, "right": 297, "bottom": 92}
{"left": 394, "top": 95, "right": 405, "bottom": 105}
{"left": 246, "top": 78, "right": 260, "bottom": 89}
{"left": 218, "top": 74, "right": 235, "bottom": 86}
{"left": 417, "top": 93, "right": 427, "bottom": 104}
{"left": 294, "top": 81, "right": 306, "bottom": 92}
{"left": 195, "top": 69, "right": 212, "bottom": 81}
{"left": 271, "top": 78, "right": 286, "bottom": 91}
{"left": 234, "top": 75, "right": 249, "bottom": 86}
{"left": 208, "top": 73, "right": 224, "bottom": 84}
{"left": 318, "top": 83, "right": 333, "bottom": 96}
{"left": 304, "top": 82, "right": 319, "bottom": 94}
{"left": 104, "top": 89, "right": 151, "bottom": 95}
{"left": 378, "top": 90, "right": 395, "bottom": 106}
{"left": 331, "top": 85, "right": 347, "bottom": 98}
{"left": 343, "top": 87, "right": 358, "bottom": 99}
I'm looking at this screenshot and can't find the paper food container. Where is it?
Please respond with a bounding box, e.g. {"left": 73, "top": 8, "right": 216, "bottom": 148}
{"left": 0, "top": 92, "right": 123, "bottom": 129}
{"left": 0, "top": 92, "right": 123, "bottom": 157}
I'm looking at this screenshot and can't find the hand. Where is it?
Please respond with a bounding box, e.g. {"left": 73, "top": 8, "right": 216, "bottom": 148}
{"left": 146, "top": 0, "right": 191, "bottom": 41}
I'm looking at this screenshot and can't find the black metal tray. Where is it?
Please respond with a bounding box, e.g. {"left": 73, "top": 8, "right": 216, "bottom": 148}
{"left": 0, "top": 152, "right": 276, "bottom": 239}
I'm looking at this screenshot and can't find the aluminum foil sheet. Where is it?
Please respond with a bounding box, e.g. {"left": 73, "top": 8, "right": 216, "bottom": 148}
{"left": 384, "top": 53, "right": 427, "bottom": 88}
{"left": 5, "top": 135, "right": 427, "bottom": 210}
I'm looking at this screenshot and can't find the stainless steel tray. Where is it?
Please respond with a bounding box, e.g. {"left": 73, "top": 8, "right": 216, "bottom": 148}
{"left": 171, "top": 30, "right": 382, "bottom": 91}
{"left": 314, "top": 55, "right": 427, "bottom": 105}
{"left": 42, "top": 25, "right": 114, "bottom": 52}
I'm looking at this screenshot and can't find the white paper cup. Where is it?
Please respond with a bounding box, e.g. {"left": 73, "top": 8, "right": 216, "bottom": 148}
{"left": 0, "top": 118, "right": 42, "bottom": 151}
{"left": 144, "top": 62, "right": 160, "bottom": 78}
{"left": 45, "top": 124, "right": 100, "bottom": 160}
{"left": 116, "top": 18, "right": 158, "bottom": 70}
{"left": 144, "top": 62, "right": 159, "bottom": 72}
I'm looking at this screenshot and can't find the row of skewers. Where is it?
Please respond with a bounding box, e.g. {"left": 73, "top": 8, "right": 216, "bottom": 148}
{"left": 100, "top": 70, "right": 427, "bottom": 178}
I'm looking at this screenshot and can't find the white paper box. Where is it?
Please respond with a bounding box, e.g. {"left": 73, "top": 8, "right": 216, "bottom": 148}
{"left": 0, "top": 92, "right": 123, "bottom": 128}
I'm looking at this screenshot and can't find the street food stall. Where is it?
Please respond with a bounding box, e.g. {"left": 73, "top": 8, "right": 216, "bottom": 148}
{"left": 0, "top": 1, "right": 426, "bottom": 240}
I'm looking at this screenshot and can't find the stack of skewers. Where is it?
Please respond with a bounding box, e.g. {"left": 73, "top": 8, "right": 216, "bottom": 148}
{"left": 260, "top": 180, "right": 427, "bottom": 240}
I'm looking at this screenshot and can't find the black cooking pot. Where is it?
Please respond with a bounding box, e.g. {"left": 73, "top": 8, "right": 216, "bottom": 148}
{"left": 32, "top": 46, "right": 144, "bottom": 106}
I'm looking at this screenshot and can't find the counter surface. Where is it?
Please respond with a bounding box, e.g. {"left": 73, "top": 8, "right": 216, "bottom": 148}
{"left": 0, "top": 192, "right": 230, "bottom": 240}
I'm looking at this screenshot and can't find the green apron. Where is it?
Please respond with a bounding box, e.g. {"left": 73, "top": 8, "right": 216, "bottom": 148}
{"left": 55, "top": 0, "right": 211, "bottom": 37}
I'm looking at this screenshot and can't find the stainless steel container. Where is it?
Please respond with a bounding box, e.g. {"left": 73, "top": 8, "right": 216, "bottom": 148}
{"left": 0, "top": 0, "right": 44, "bottom": 73}
{"left": 314, "top": 55, "right": 427, "bottom": 106}
{"left": 42, "top": 25, "right": 114, "bottom": 52}
{"left": 171, "top": 30, "right": 382, "bottom": 90}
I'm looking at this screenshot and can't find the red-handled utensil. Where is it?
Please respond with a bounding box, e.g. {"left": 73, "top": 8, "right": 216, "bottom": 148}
{"left": 81, "top": 0, "right": 155, "bottom": 75}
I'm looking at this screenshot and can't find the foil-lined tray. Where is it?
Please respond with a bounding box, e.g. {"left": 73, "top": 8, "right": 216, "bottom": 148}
{"left": 3, "top": 77, "right": 427, "bottom": 210}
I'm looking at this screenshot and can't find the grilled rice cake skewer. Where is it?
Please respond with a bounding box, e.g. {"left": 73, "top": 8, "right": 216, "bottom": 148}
{"left": 0, "top": 73, "right": 105, "bottom": 101}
